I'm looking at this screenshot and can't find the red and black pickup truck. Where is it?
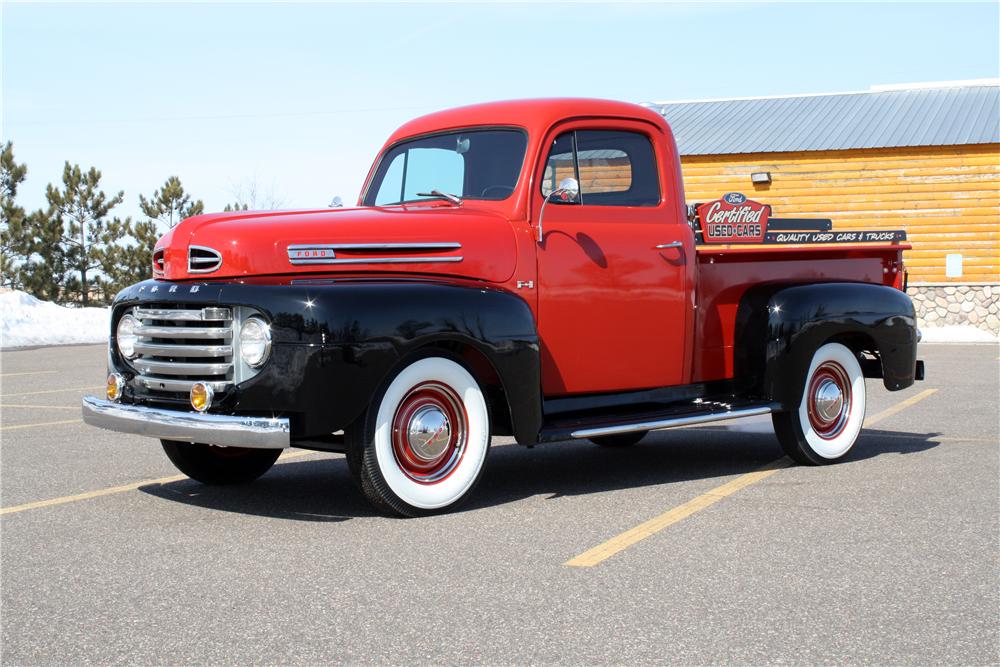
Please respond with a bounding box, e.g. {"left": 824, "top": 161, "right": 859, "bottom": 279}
{"left": 82, "top": 98, "right": 923, "bottom": 516}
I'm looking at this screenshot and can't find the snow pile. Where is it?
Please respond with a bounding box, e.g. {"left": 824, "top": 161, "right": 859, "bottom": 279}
{"left": 0, "top": 290, "right": 110, "bottom": 349}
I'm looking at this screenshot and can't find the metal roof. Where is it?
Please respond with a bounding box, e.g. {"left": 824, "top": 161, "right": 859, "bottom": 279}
{"left": 651, "top": 83, "right": 1000, "bottom": 155}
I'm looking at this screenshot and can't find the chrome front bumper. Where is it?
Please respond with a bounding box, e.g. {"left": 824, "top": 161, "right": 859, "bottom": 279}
{"left": 81, "top": 396, "right": 290, "bottom": 449}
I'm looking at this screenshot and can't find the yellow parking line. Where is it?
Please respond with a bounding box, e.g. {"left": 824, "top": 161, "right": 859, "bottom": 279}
{"left": 0, "top": 449, "right": 319, "bottom": 516}
{"left": 565, "top": 387, "right": 939, "bottom": 568}
{"left": 0, "top": 418, "right": 82, "bottom": 431}
{"left": 0, "top": 370, "right": 59, "bottom": 378}
{"left": 0, "top": 475, "right": 189, "bottom": 515}
{"left": 1, "top": 386, "right": 102, "bottom": 398}
{"left": 0, "top": 404, "right": 79, "bottom": 410}
{"left": 565, "top": 458, "right": 792, "bottom": 568}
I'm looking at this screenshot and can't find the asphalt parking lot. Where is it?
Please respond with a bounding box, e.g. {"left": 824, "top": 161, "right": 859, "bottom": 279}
{"left": 1, "top": 342, "right": 997, "bottom": 665}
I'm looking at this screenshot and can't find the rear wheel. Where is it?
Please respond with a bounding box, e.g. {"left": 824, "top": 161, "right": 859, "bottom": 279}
{"left": 161, "top": 440, "right": 282, "bottom": 484}
{"left": 345, "top": 356, "right": 491, "bottom": 517}
{"left": 589, "top": 430, "right": 648, "bottom": 448}
{"left": 772, "top": 342, "right": 866, "bottom": 465}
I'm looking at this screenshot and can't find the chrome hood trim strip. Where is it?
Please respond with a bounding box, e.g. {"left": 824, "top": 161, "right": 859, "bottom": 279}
{"left": 287, "top": 242, "right": 463, "bottom": 265}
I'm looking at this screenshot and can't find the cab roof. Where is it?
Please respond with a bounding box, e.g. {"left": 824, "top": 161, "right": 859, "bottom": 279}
{"left": 386, "top": 98, "right": 669, "bottom": 144}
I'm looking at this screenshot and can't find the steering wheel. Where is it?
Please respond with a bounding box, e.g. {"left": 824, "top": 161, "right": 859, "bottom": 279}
{"left": 480, "top": 185, "right": 514, "bottom": 199}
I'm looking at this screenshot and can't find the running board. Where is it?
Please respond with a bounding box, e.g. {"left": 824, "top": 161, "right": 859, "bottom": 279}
{"left": 537, "top": 401, "right": 777, "bottom": 443}
{"left": 570, "top": 405, "right": 774, "bottom": 439}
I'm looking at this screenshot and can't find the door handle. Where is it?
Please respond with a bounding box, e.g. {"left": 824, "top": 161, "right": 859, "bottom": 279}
{"left": 655, "top": 241, "right": 683, "bottom": 249}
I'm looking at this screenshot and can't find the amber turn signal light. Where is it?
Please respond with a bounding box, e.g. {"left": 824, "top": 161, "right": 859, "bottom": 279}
{"left": 190, "top": 382, "right": 214, "bottom": 413}
{"left": 106, "top": 373, "right": 125, "bottom": 402}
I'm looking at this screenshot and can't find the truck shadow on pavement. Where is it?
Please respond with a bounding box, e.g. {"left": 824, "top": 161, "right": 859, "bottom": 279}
{"left": 137, "top": 427, "right": 941, "bottom": 521}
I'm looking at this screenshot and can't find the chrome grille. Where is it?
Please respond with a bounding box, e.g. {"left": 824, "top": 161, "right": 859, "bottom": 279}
{"left": 188, "top": 246, "right": 222, "bottom": 273}
{"left": 126, "top": 305, "right": 249, "bottom": 396}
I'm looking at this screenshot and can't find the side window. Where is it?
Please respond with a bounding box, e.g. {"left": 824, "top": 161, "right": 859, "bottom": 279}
{"left": 541, "top": 130, "right": 660, "bottom": 207}
{"left": 576, "top": 130, "right": 659, "bottom": 206}
{"left": 576, "top": 147, "right": 631, "bottom": 195}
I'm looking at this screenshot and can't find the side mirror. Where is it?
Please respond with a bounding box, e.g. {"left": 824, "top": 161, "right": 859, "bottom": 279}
{"left": 537, "top": 177, "right": 580, "bottom": 243}
{"left": 548, "top": 177, "right": 580, "bottom": 204}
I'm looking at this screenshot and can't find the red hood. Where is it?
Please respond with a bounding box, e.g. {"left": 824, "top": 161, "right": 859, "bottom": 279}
{"left": 155, "top": 206, "right": 517, "bottom": 283}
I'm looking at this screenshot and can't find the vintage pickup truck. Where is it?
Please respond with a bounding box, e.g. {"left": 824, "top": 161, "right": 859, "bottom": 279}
{"left": 82, "top": 98, "right": 923, "bottom": 516}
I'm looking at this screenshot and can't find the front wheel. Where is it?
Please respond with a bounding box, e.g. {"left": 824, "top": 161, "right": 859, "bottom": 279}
{"left": 772, "top": 342, "right": 866, "bottom": 465}
{"left": 161, "top": 440, "right": 282, "bottom": 484}
{"left": 345, "top": 356, "right": 491, "bottom": 517}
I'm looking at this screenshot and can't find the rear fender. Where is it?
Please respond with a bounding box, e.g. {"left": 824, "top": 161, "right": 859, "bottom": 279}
{"left": 734, "top": 282, "right": 918, "bottom": 410}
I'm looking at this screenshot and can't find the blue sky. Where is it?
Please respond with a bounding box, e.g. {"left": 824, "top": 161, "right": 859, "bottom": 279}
{"left": 3, "top": 1, "right": 998, "bottom": 224}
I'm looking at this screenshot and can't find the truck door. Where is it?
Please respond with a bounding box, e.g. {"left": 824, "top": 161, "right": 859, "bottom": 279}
{"left": 533, "top": 125, "right": 692, "bottom": 395}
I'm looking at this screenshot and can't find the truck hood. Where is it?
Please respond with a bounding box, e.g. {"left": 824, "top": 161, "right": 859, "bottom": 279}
{"left": 154, "top": 206, "right": 517, "bottom": 283}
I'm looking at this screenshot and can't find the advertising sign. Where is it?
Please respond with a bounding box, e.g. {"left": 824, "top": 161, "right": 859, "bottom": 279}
{"left": 697, "top": 192, "right": 771, "bottom": 244}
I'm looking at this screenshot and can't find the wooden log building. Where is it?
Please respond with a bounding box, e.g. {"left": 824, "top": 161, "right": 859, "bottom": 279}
{"left": 652, "top": 80, "right": 1000, "bottom": 334}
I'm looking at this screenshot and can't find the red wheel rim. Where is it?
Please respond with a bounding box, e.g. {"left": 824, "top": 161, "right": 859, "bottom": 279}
{"left": 391, "top": 381, "right": 467, "bottom": 484}
{"left": 807, "top": 360, "right": 853, "bottom": 439}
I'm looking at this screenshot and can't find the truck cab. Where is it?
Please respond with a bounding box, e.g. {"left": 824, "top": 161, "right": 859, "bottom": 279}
{"left": 83, "top": 99, "right": 922, "bottom": 516}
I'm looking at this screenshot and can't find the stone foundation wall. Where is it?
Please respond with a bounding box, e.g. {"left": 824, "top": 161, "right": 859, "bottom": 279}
{"left": 907, "top": 284, "right": 999, "bottom": 334}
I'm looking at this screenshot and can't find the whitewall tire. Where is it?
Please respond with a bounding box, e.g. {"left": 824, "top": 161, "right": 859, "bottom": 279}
{"left": 772, "top": 342, "right": 866, "bottom": 465}
{"left": 346, "top": 356, "right": 491, "bottom": 516}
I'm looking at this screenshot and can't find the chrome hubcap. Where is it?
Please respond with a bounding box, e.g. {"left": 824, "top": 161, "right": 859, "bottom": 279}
{"left": 807, "top": 361, "right": 853, "bottom": 440}
{"left": 391, "top": 381, "right": 468, "bottom": 484}
{"left": 813, "top": 379, "right": 844, "bottom": 422}
{"left": 407, "top": 406, "right": 452, "bottom": 461}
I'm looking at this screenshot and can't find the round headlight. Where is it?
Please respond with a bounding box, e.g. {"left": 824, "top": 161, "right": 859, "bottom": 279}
{"left": 239, "top": 316, "right": 271, "bottom": 368}
{"left": 117, "top": 314, "right": 138, "bottom": 359}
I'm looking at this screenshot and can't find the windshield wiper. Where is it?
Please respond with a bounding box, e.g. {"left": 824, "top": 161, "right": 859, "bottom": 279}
{"left": 415, "top": 190, "right": 462, "bottom": 206}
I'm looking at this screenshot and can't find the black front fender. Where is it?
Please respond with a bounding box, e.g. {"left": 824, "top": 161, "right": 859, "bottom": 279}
{"left": 112, "top": 278, "right": 542, "bottom": 444}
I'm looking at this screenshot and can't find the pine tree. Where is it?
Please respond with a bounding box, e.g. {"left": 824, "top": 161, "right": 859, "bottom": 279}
{"left": 223, "top": 202, "right": 249, "bottom": 212}
{"left": 1, "top": 142, "right": 29, "bottom": 288}
{"left": 127, "top": 177, "right": 203, "bottom": 282}
{"left": 18, "top": 209, "right": 68, "bottom": 302}
{"left": 97, "top": 217, "right": 159, "bottom": 301}
{"left": 45, "top": 162, "right": 125, "bottom": 306}
{"left": 127, "top": 218, "right": 159, "bottom": 279}
{"left": 139, "top": 176, "right": 204, "bottom": 228}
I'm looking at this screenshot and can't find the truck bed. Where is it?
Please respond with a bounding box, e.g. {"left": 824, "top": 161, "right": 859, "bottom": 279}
{"left": 693, "top": 241, "right": 909, "bottom": 382}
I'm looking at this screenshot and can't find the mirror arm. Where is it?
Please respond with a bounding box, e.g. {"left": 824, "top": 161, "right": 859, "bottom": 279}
{"left": 536, "top": 178, "right": 580, "bottom": 244}
{"left": 537, "top": 197, "right": 550, "bottom": 244}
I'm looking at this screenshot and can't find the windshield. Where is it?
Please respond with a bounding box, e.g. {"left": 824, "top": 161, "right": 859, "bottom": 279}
{"left": 363, "top": 129, "right": 527, "bottom": 206}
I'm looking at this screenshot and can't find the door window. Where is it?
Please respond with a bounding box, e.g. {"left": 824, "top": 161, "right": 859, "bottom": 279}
{"left": 541, "top": 129, "right": 659, "bottom": 206}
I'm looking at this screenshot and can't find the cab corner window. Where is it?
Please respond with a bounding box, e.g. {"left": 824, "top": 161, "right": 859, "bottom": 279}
{"left": 541, "top": 129, "right": 660, "bottom": 207}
